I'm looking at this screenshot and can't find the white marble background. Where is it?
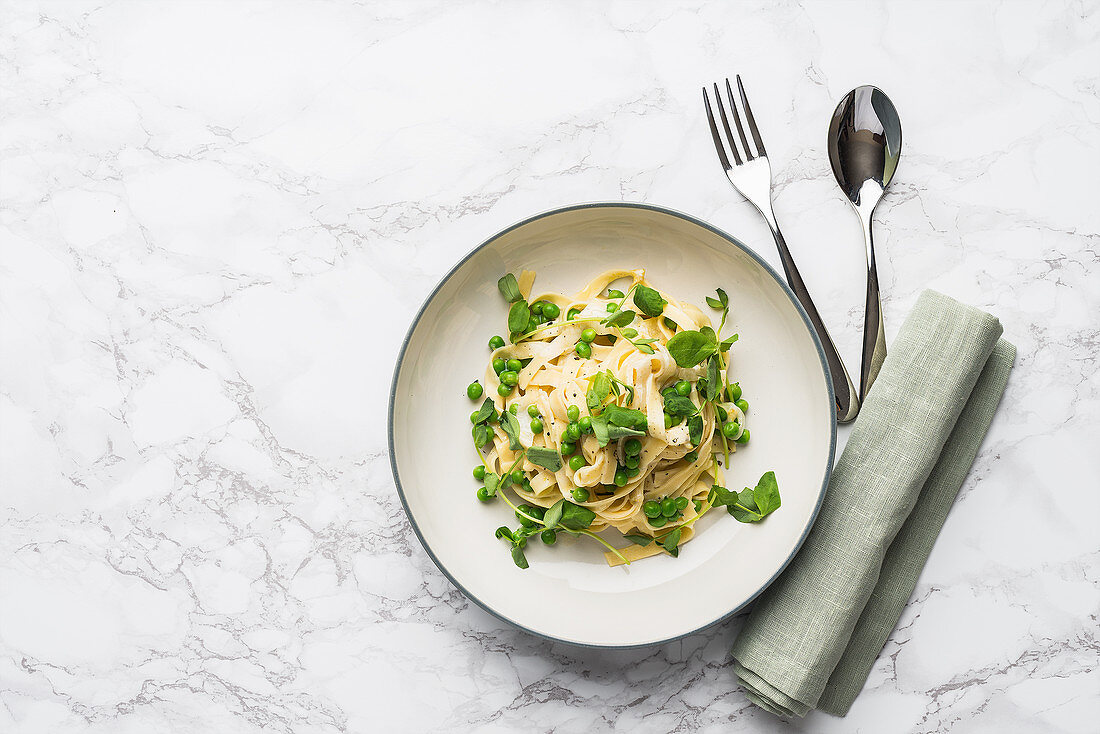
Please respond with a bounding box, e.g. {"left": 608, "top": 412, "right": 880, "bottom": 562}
{"left": 1, "top": 1, "right": 1098, "bottom": 732}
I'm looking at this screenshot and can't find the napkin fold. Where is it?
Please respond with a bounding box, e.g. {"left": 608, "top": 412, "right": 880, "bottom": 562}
{"left": 729, "top": 289, "right": 1015, "bottom": 718}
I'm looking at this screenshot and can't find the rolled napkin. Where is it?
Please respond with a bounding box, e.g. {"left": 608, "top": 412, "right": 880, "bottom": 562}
{"left": 729, "top": 289, "right": 1016, "bottom": 717}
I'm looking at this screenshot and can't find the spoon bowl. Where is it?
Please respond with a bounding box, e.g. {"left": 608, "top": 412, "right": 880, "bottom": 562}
{"left": 828, "top": 86, "right": 902, "bottom": 401}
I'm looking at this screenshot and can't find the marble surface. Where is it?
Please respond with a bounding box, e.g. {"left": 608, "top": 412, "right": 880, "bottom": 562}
{"left": 2, "top": 1, "right": 1098, "bottom": 732}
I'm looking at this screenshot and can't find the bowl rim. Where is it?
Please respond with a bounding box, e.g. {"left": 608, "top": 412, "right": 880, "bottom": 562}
{"left": 387, "top": 201, "right": 837, "bottom": 648}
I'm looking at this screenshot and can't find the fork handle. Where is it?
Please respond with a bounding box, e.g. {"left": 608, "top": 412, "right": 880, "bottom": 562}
{"left": 768, "top": 222, "right": 861, "bottom": 423}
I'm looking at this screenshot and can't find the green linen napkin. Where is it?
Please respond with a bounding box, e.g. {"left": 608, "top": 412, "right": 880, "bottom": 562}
{"left": 729, "top": 289, "right": 1016, "bottom": 718}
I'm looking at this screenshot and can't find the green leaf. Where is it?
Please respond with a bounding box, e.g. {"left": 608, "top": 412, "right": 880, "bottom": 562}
{"left": 624, "top": 534, "right": 653, "bottom": 546}
{"left": 484, "top": 472, "right": 501, "bottom": 497}
{"left": 497, "top": 273, "right": 523, "bottom": 303}
{"left": 663, "top": 317, "right": 678, "bottom": 331}
{"left": 716, "top": 288, "right": 729, "bottom": 309}
{"left": 705, "top": 295, "right": 724, "bottom": 309}
{"left": 666, "top": 329, "right": 717, "bottom": 368}
{"left": 728, "top": 488, "right": 764, "bottom": 523}
{"left": 587, "top": 371, "right": 611, "bottom": 410}
{"left": 500, "top": 410, "right": 523, "bottom": 451}
{"left": 633, "top": 285, "right": 667, "bottom": 317}
{"left": 752, "top": 471, "right": 781, "bottom": 516}
{"left": 620, "top": 327, "right": 638, "bottom": 338}
{"left": 526, "top": 446, "right": 563, "bottom": 472}
{"left": 663, "top": 395, "right": 698, "bottom": 417}
{"left": 607, "top": 425, "right": 646, "bottom": 441}
{"left": 602, "top": 308, "right": 636, "bottom": 328}
{"left": 542, "top": 498, "right": 565, "bottom": 530}
{"left": 659, "top": 527, "right": 682, "bottom": 557}
{"left": 558, "top": 501, "right": 596, "bottom": 531}
{"left": 508, "top": 300, "right": 531, "bottom": 333}
{"left": 604, "top": 404, "right": 648, "bottom": 429}
{"left": 474, "top": 398, "right": 497, "bottom": 425}
{"left": 705, "top": 355, "right": 719, "bottom": 402}
{"left": 635, "top": 343, "right": 655, "bottom": 355}
{"left": 498, "top": 472, "right": 513, "bottom": 493}
{"left": 590, "top": 414, "right": 610, "bottom": 446}
{"left": 720, "top": 333, "right": 739, "bottom": 351}
{"left": 608, "top": 375, "right": 635, "bottom": 403}
{"left": 472, "top": 423, "right": 490, "bottom": 447}
{"left": 511, "top": 543, "right": 530, "bottom": 569}
{"left": 687, "top": 415, "right": 703, "bottom": 445}
{"left": 495, "top": 526, "right": 514, "bottom": 541}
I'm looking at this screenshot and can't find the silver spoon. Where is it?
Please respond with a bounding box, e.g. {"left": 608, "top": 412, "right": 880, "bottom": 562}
{"left": 828, "top": 85, "right": 902, "bottom": 402}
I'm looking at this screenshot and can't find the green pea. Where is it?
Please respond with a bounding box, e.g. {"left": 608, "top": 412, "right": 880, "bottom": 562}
{"left": 649, "top": 515, "right": 667, "bottom": 528}
{"left": 575, "top": 341, "right": 592, "bottom": 359}
{"left": 728, "top": 382, "right": 742, "bottom": 401}
{"left": 716, "top": 405, "right": 728, "bottom": 422}
{"left": 500, "top": 370, "right": 518, "bottom": 386}
{"left": 497, "top": 383, "right": 513, "bottom": 397}
{"left": 572, "top": 487, "right": 589, "bottom": 501}
{"left": 530, "top": 301, "right": 544, "bottom": 315}
{"left": 621, "top": 327, "right": 638, "bottom": 338}
{"left": 578, "top": 416, "right": 592, "bottom": 433}
{"left": 566, "top": 422, "right": 581, "bottom": 441}
{"left": 542, "top": 303, "right": 560, "bottom": 319}
{"left": 625, "top": 466, "right": 639, "bottom": 478}
{"left": 624, "top": 455, "right": 640, "bottom": 469}
{"left": 567, "top": 307, "right": 581, "bottom": 320}
{"left": 530, "top": 418, "right": 544, "bottom": 433}
{"left": 492, "top": 357, "right": 507, "bottom": 374}
{"left": 735, "top": 398, "right": 749, "bottom": 413}
{"left": 643, "top": 500, "right": 661, "bottom": 518}
{"left": 607, "top": 289, "right": 624, "bottom": 298}
{"left": 722, "top": 421, "right": 739, "bottom": 439}
{"left": 473, "top": 465, "right": 486, "bottom": 480}
{"left": 624, "top": 438, "right": 642, "bottom": 456}
{"left": 488, "top": 335, "right": 505, "bottom": 350}
{"left": 467, "top": 381, "right": 483, "bottom": 399}
{"left": 527, "top": 404, "right": 540, "bottom": 418}
{"left": 516, "top": 506, "right": 537, "bottom": 528}
{"left": 569, "top": 455, "right": 586, "bottom": 472}
{"left": 509, "top": 404, "right": 518, "bottom": 414}
{"left": 580, "top": 328, "right": 596, "bottom": 343}
{"left": 614, "top": 470, "right": 628, "bottom": 487}
{"left": 529, "top": 505, "right": 545, "bottom": 521}
{"left": 506, "top": 358, "right": 522, "bottom": 372}
{"left": 735, "top": 428, "right": 750, "bottom": 444}
{"left": 675, "top": 380, "right": 691, "bottom": 396}
{"left": 674, "top": 496, "right": 689, "bottom": 511}
{"left": 561, "top": 441, "right": 575, "bottom": 455}
{"left": 606, "top": 303, "right": 618, "bottom": 313}
{"left": 660, "top": 498, "right": 676, "bottom": 517}
{"left": 477, "top": 487, "right": 492, "bottom": 502}
{"left": 470, "top": 411, "right": 480, "bottom": 424}
{"left": 664, "top": 412, "right": 674, "bottom": 429}
{"left": 540, "top": 529, "right": 557, "bottom": 545}
{"left": 683, "top": 450, "right": 699, "bottom": 464}
{"left": 566, "top": 405, "right": 580, "bottom": 422}
{"left": 510, "top": 468, "right": 525, "bottom": 483}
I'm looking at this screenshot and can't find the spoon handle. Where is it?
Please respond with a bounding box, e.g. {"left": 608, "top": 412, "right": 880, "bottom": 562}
{"left": 860, "top": 224, "right": 888, "bottom": 400}
{"left": 767, "top": 219, "right": 861, "bottom": 423}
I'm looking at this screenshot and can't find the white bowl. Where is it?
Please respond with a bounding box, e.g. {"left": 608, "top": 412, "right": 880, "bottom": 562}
{"left": 389, "top": 203, "right": 835, "bottom": 647}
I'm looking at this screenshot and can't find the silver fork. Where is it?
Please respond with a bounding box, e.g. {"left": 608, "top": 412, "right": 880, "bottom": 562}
{"left": 704, "top": 76, "right": 860, "bottom": 423}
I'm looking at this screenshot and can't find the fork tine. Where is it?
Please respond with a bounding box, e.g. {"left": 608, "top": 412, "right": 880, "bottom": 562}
{"left": 712, "top": 83, "right": 743, "bottom": 165}
{"left": 723, "top": 79, "right": 754, "bottom": 162}
{"left": 736, "top": 75, "right": 767, "bottom": 158}
{"left": 702, "top": 87, "right": 732, "bottom": 171}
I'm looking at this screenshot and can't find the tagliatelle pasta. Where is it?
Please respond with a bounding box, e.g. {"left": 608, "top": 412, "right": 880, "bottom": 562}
{"left": 471, "top": 269, "right": 756, "bottom": 568}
